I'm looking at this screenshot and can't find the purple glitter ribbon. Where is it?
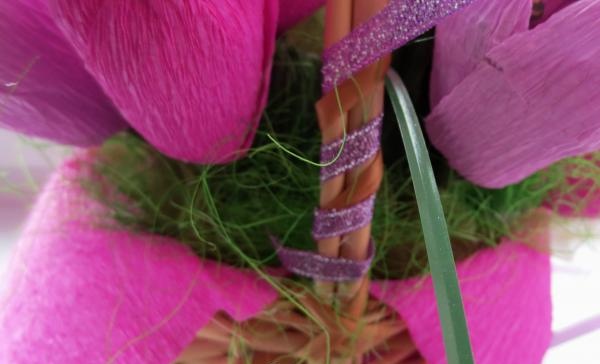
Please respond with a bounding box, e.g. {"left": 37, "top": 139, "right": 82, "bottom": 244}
{"left": 272, "top": 237, "right": 375, "bottom": 282}
{"left": 312, "top": 194, "right": 376, "bottom": 240}
{"left": 320, "top": 114, "right": 383, "bottom": 181}
{"left": 321, "top": 0, "right": 476, "bottom": 91}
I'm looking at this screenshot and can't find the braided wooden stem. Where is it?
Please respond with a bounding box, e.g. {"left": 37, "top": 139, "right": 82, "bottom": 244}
{"left": 176, "top": 293, "right": 423, "bottom": 363}
{"left": 315, "top": 0, "right": 390, "bottom": 320}
{"left": 174, "top": 2, "right": 430, "bottom": 362}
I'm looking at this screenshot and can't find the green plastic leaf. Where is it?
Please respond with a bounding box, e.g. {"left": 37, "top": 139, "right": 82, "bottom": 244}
{"left": 385, "top": 70, "right": 474, "bottom": 364}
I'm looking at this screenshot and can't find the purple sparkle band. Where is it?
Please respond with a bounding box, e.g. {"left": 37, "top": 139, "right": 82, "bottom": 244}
{"left": 312, "top": 194, "right": 376, "bottom": 240}
{"left": 272, "top": 237, "right": 375, "bottom": 282}
{"left": 320, "top": 114, "right": 383, "bottom": 182}
{"left": 321, "top": 0, "right": 476, "bottom": 92}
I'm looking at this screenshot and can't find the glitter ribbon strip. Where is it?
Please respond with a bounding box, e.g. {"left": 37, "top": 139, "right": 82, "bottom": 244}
{"left": 312, "top": 194, "right": 376, "bottom": 240}
{"left": 321, "top": 0, "right": 476, "bottom": 91}
{"left": 320, "top": 114, "right": 383, "bottom": 181}
{"left": 272, "top": 237, "right": 375, "bottom": 282}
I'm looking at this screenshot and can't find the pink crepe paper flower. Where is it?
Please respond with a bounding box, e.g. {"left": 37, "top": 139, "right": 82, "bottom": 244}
{"left": 49, "top": 0, "right": 323, "bottom": 163}
{"left": 426, "top": 0, "right": 600, "bottom": 188}
{"left": 0, "top": 152, "right": 552, "bottom": 363}
{"left": 0, "top": 0, "right": 126, "bottom": 145}
{"left": 1, "top": 0, "right": 323, "bottom": 162}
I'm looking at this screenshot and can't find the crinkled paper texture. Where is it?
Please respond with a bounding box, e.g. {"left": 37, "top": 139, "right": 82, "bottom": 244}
{"left": 50, "top": 0, "right": 278, "bottom": 164}
{"left": 0, "top": 0, "right": 125, "bottom": 145}
{"left": 2, "top": 0, "right": 323, "bottom": 160}
{"left": 427, "top": 0, "right": 600, "bottom": 188}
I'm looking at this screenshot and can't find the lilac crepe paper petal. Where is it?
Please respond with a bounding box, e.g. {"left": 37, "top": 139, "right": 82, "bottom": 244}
{"left": 0, "top": 0, "right": 125, "bottom": 146}
{"left": 430, "top": 0, "right": 580, "bottom": 107}
{"left": 429, "top": 0, "right": 532, "bottom": 108}
{"left": 0, "top": 152, "right": 277, "bottom": 364}
{"left": 426, "top": 0, "right": 600, "bottom": 188}
{"left": 50, "top": 0, "right": 278, "bottom": 164}
{"left": 371, "top": 241, "right": 552, "bottom": 364}
{"left": 531, "top": 0, "right": 578, "bottom": 28}
{"left": 277, "top": 0, "right": 324, "bottom": 32}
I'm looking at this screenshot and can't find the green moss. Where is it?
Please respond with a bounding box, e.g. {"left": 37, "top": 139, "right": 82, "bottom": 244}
{"left": 84, "top": 41, "right": 598, "bottom": 280}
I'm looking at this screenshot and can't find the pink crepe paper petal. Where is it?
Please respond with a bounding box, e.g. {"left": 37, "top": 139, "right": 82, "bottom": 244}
{"left": 371, "top": 241, "right": 552, "bottom": 364}
{"left": 426, "top": 0, "right": 600, "bottom": 188}
{"left": 50, "top": 0, "right": 278, "bottom": 164}
{"left": 277, "top": 0, "right": 324, "bottom": 32}
{"left": 0, "top": 0, "right": 125, "bottom": 146}
{"left": 0, "top": 152, "right": 277, "bottom": 364}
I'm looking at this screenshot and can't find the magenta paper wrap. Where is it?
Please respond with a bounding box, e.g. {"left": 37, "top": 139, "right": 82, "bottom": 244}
{"left": 0, "top": 153, "right": 278, "bottom": 364}
{"left": 427, "top": 0, "right": 600, "bottom": 188}
{"left": 0, "top": 153, "right": 552, "bottom": 363}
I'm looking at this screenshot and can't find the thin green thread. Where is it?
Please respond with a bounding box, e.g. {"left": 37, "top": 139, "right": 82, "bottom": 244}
{"left": 266, "top": 84, "right": 347, "bottom": 168}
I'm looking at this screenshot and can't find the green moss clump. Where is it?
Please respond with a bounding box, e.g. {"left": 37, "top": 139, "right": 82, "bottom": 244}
{"left": 84, "top": 41, "right": 599, "bottom": 280}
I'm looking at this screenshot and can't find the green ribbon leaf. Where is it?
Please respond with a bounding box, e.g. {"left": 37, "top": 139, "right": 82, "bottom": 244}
{"left": 385, "top": 70, "right": 474, "bottom": 364}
